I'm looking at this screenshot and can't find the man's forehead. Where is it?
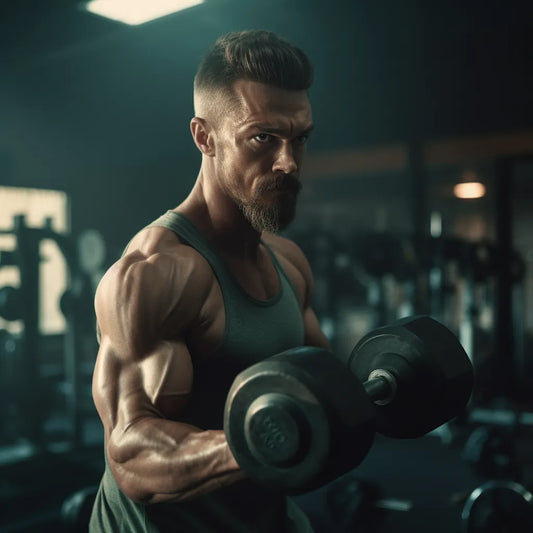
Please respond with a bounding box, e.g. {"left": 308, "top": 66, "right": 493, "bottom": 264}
{"left": 232, "top": 79, "right": 312, "bottom": 127}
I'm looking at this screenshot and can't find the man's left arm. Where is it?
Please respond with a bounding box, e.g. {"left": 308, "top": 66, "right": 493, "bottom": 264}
{"left": 267, "top": 234, "right": 330, "bottom": 350}
{"left": 303, "top": 303, "right": 330, "bottom": 349}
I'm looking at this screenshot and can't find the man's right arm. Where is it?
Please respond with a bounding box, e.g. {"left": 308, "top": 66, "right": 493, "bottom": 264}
{"left": 92, "top": 249, "right": 245, "bottom": 504}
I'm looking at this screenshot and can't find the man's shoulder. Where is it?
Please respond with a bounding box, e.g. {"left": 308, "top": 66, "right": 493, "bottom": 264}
{"left": 98, "top": 226, "right": 215, "bottom": 308}
{"left": 123, "top": 225, "right": 213, "bottom": 273}
{"left": 262, "top": 233, "right": 307, "bottom": 268}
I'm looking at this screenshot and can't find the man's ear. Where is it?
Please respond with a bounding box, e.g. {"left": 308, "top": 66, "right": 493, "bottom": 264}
{"left": 190, "top": 117, "right": 216, "bottom": 156}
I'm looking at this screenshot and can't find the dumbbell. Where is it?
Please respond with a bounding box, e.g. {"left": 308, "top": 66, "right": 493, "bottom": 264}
{"left": 462, "top": 426, "right": 522, "bottom": 481}
{"left": 348, "top": 315, "right": 474, "bottom": 439}
{"left": 461, "top": 480, "right": 533, "bottom": 532}
{"left": 327, "top": 475, "right": 412, "bottom": 531}
{"left": 61, "top": 485, "right": 99, "bottom": 532}
{"left": 224, "top": 315, "right": 474, "bottom": 493}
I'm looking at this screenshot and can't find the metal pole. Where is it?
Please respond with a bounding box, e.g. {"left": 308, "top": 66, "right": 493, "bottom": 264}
{"left": 14, "top": 215, "right": 45, "bottom": 449}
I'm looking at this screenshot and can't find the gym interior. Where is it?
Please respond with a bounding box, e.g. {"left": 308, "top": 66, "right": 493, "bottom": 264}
{"left": 2, "top": 1, "right": 533, "bottom": 531}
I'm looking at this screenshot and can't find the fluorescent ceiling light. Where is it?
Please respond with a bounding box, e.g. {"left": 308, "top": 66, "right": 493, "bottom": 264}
{"left": 85, "top": 0, "right": 204, "bottom": 25}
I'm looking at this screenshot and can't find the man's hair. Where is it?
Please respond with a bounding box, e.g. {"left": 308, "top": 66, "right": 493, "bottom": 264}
{"left": 194, "top": 30, "right": 313, "bottom": 104}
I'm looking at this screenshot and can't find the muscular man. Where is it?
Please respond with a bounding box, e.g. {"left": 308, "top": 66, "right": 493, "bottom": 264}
{"left": 89, "top": 30, "right": 329, "bottom": 532}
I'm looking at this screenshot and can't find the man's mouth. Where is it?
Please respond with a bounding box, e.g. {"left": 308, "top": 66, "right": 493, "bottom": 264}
{"left": 263, "top": 175, "right": 301, "bottom": 194}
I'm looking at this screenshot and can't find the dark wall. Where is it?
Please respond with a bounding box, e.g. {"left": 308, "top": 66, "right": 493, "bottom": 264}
{"left": 1, "top": 0, "right": 533, "bottom": 256}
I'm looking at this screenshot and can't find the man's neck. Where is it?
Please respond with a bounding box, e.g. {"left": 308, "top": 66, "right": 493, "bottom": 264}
{"left": 177, "top": 173, "right": 263, "bottom": 260}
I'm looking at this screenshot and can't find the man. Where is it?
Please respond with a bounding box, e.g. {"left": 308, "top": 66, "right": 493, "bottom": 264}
{"left": 89, "top": 30, "right": 329, "bottom": 532}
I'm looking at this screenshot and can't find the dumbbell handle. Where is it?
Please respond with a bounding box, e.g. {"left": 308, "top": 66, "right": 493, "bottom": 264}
{"left": 363, "top": 369, "right": 398, "bottom": 406}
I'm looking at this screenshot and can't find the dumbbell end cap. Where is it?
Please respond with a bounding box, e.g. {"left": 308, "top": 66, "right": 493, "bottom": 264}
{"left": 244, "top": 393, "right": 306, "bottom": 467}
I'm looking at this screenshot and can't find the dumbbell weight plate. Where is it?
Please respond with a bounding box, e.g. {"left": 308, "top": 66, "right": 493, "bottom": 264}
{"left": 348, "top": 316, "right": 474, "bottom": 438}
{"left": 224, "top": 347, "right": 376, "bottom": 493}
{"left": 61, "top": 485, "right": 99, "bottom": 531}
{"left": 461, "top": 480, "right": 533, "bottom": 533}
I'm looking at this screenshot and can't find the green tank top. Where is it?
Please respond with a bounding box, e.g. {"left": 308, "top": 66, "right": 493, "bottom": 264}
{"left": 153, "top": 210, "right": 305, "bottom": 365}
{"left": 89, "top": 210, "right": 306, "bottom": 533}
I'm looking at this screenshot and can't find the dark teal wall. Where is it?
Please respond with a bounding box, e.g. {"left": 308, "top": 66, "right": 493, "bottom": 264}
{"left": 2, "top": 0, "right": 533, "bottom": 255}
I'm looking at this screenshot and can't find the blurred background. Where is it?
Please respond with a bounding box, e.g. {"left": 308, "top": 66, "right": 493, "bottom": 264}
{"left": 1, "top": 0, "right": 533, "bottom": 531}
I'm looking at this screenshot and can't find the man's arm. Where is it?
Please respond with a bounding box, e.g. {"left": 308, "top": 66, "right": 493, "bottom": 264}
{"left": 92, "top": 248, "right": 245, "bottom": 504}
{"left": 297, "top": 250, "right": 330, "bottom": 350}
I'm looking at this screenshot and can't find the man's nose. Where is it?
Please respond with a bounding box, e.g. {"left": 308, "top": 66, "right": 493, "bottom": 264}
{"left": 273, "top": 141, "right": 298, "bottom": 175}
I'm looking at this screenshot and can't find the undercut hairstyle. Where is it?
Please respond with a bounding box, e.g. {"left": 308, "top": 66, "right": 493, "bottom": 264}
{"left": 193, "top": 30, "right": 314, "bottom": 117}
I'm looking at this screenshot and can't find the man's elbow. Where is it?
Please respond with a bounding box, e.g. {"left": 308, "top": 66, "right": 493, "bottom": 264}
{"left": 107, "top": 450, "right": 191, "bottom": 505}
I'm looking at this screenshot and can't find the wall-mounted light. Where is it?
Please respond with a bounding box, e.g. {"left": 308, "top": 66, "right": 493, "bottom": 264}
{"left": 453, "top": 171, "right": 486, "bottom": 200}
{"left": 85, "top": 0, "right": 205, "bottom": 26}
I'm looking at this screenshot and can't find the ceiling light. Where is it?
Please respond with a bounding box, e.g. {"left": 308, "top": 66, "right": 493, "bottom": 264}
{"left": 453, "top": 170, "right": 486, "bottom": 200}
{"left": 453, "top": 182, "right": 486, "bottom": 200}
{"left": 85, "top": 0, "right": 204, "bottom": 26}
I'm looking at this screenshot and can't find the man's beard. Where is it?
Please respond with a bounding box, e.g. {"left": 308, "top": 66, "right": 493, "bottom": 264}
{"left": 238, "top": 175, "right": 301, "bottom": 234}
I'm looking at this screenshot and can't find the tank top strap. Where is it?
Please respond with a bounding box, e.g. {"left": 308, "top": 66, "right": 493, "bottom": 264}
{"left": 148, "top": 210, "right": 229, "bottom": 279}
{"left": 260, "top": 239, "right": 301, "bottom": 303}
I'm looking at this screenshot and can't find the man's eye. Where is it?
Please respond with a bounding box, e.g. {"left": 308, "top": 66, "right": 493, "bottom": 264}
{"left": 253, "top": 133, "right": 272, "bottom": 143}
{"left": 295, "top": 135, "right": 309, "bottom": 146}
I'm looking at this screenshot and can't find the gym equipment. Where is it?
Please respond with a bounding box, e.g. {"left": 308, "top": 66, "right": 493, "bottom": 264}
{"left": 61, "top": 485, "right": 99, "bottom": 532}
{"left": 224, "top": 346, "right": 376, "bottom": 492}
{"left": 0, "top": 214, "right": 104, "bottom": 449}
{"left": 462, "top": 426, "right": 521, "bottom": 481}
{"left": 351, "top": 231, "right": 417, "bottom": 281}
{"left": 327, "top": 475, "right": 412, "bottom": 532}
{"left": 461, "top": 480, "right": 533, "bottom": 532}
{"left": 290, "top": 227, "right": 361, "bottom": 353}
{"left": 348, "top": 315, "right": 474, "bottom": 438}
{"left": 0, "top": 285, "right": 23, "bottom": 321}
{"left": 224, "top": 315, "right": 473, "bottom": 492}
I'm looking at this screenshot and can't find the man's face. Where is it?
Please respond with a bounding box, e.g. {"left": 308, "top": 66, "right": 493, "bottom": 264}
{"left": 213, "top": 80, "right": 313, "bottom": 233}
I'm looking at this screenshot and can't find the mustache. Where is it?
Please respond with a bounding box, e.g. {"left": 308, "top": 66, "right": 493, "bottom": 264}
{"left": 259, "top": 175, "right": 302, "bottom": 194}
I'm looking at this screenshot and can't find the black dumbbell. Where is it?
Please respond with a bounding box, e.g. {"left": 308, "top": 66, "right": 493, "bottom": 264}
{"left": 461, "top": 480, "right": 533, "bottom": 532}
{"left": 61, "top": 485, "right": 99, "bottom": 532}
{"left": 327, "top": 475, "right": 412, "bottom": 532}
{"left": 348, "top": 315, "right": 474, "bottom": 438}
{"left": 224, "top": 345, "right": 377, "bottom": 492}
{"left": 462, "top": 426, "right": 522, "bottom": 481}
{"left": 224, "top": 316, "right": 474, "bottom": 492}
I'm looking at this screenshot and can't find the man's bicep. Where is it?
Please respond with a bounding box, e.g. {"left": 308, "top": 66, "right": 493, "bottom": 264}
{"left": 138, "top": 339, "right": 194, "bottom": 419}
{"left": 93, "top": 335, "right": 194, "bottom": 438}
{"left": 92, "top": 255, "right": 196, "bottom": 428}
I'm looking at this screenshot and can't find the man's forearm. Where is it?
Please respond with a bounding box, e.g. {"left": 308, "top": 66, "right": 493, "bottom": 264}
{"left": 107, "top": 419, "right": 245, "bottom": 503}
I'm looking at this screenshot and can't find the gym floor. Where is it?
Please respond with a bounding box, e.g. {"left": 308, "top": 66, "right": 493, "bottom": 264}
{"left": 296, "top": 430, "right": 499, "bottom": 532}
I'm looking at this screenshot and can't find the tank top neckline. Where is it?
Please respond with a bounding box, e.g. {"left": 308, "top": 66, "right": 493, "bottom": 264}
{"left": 162, "top": 210, "right": 284, "bottom": 306}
